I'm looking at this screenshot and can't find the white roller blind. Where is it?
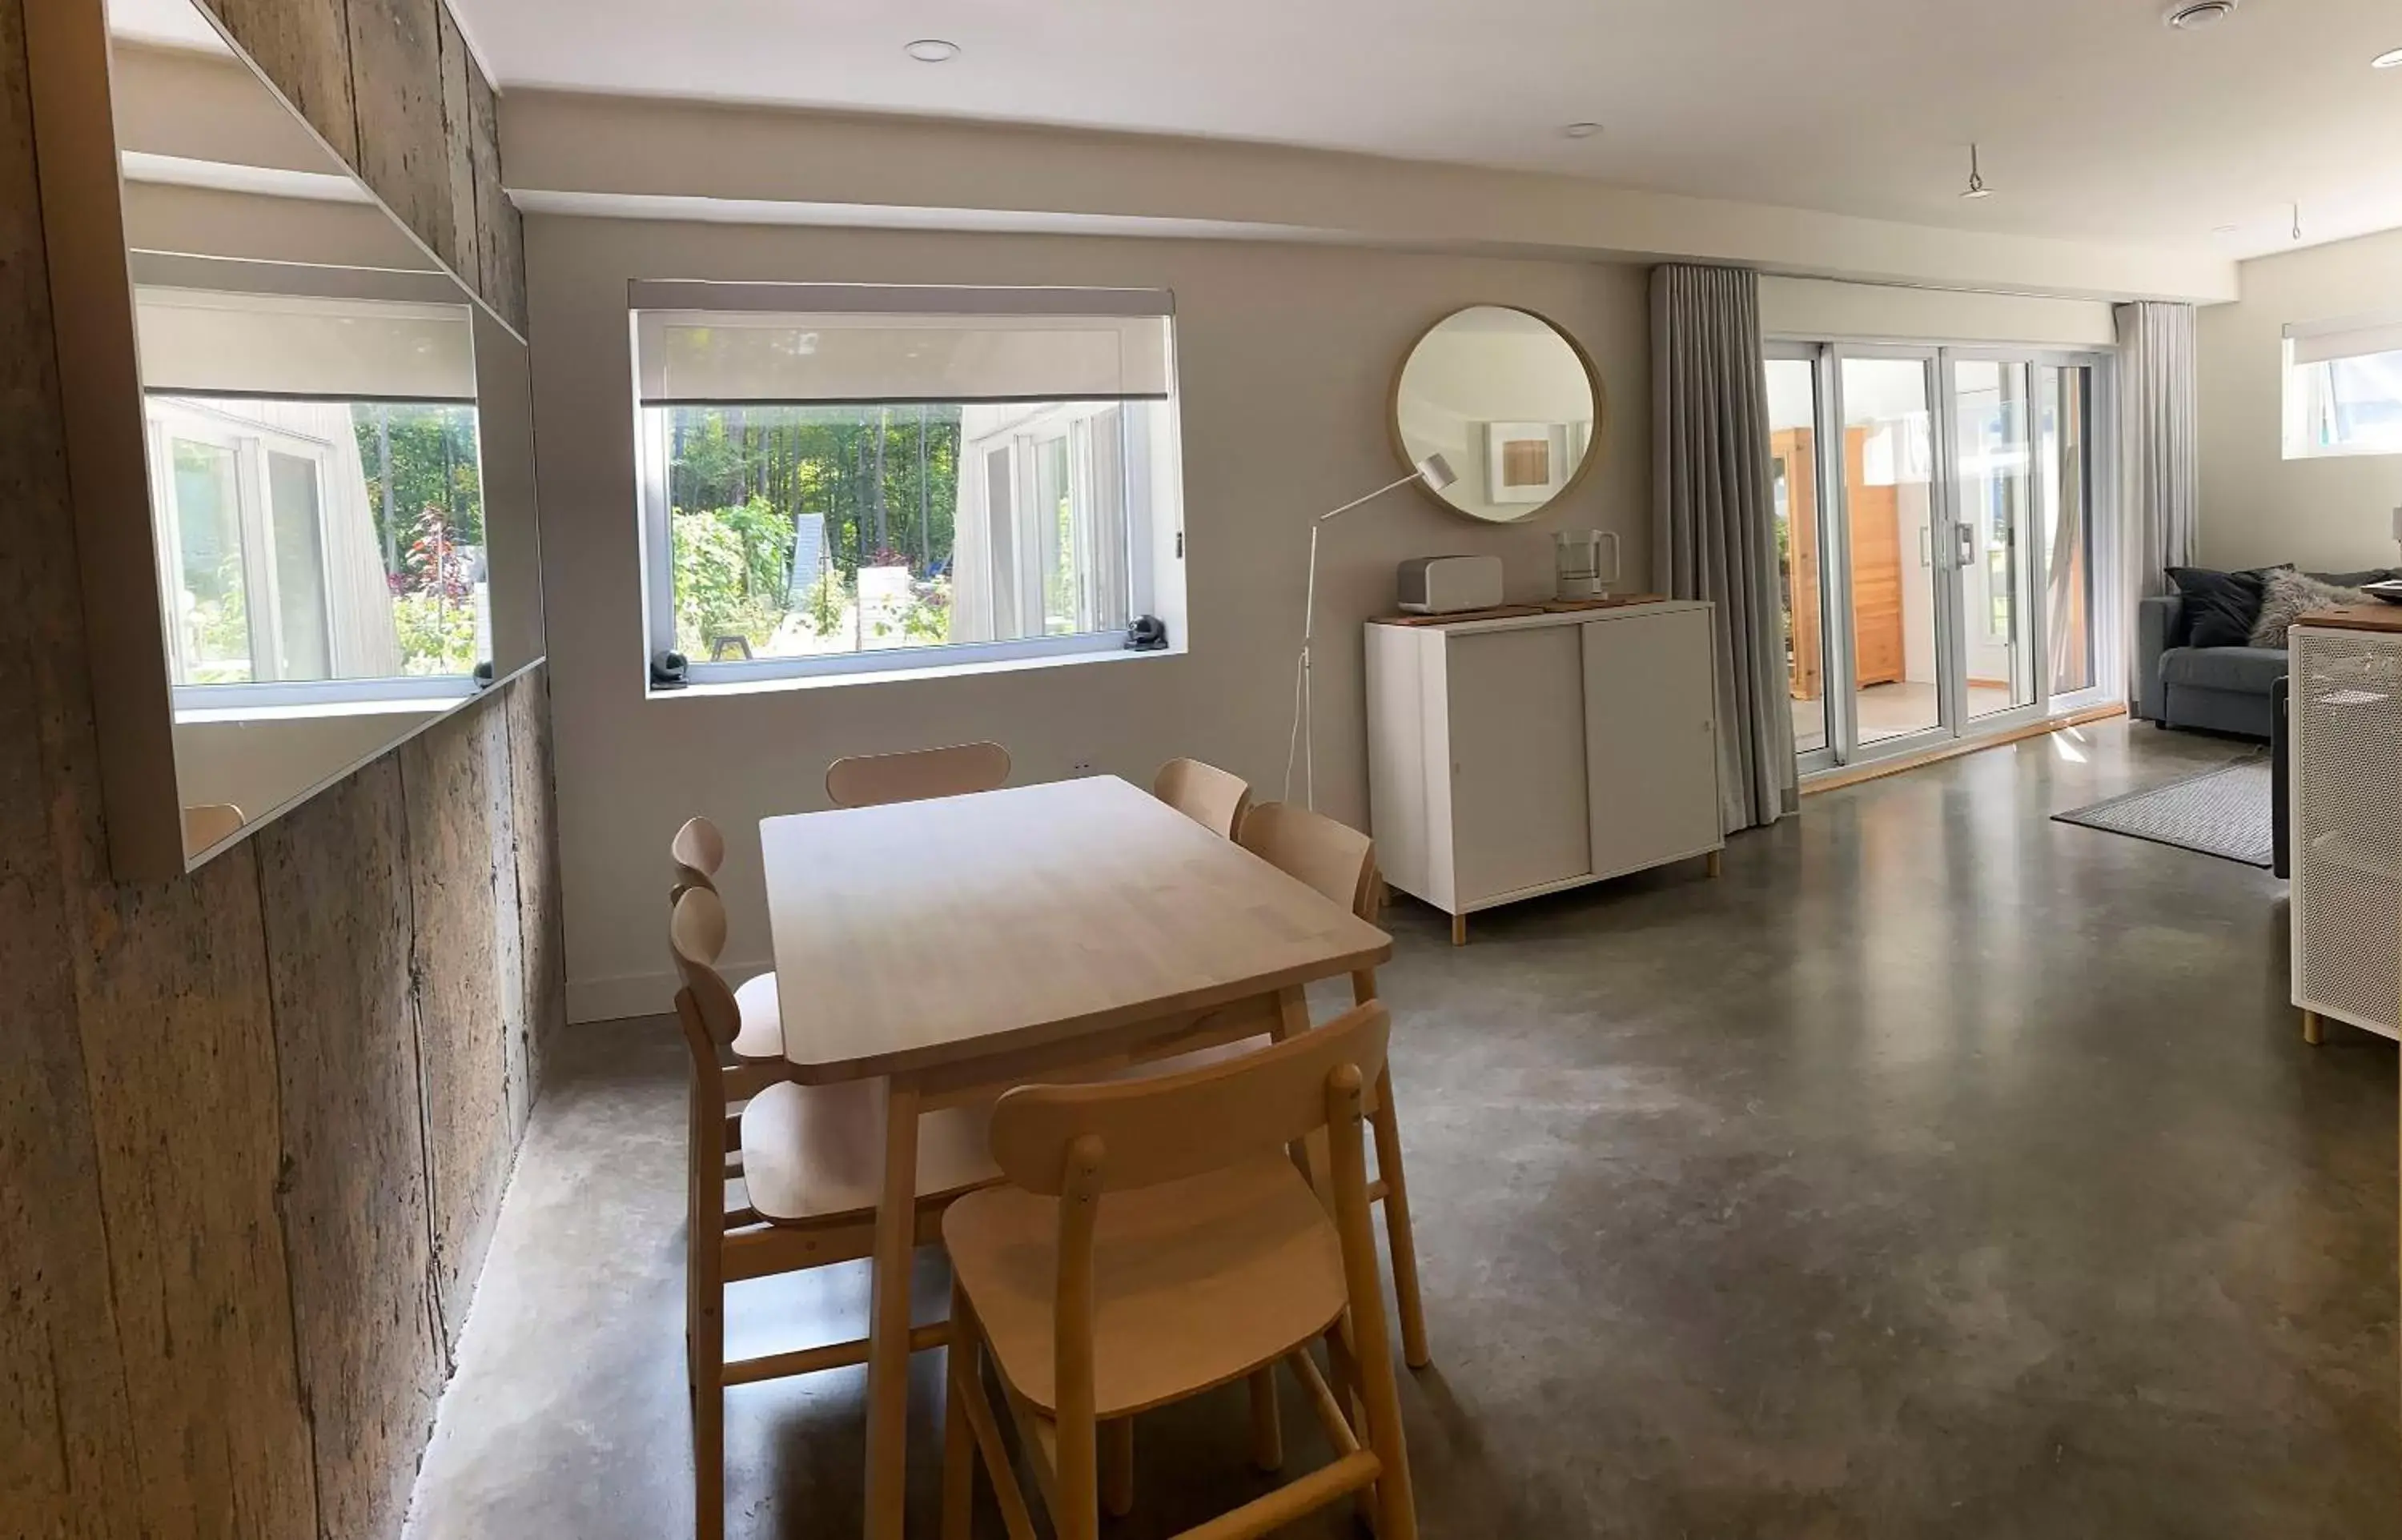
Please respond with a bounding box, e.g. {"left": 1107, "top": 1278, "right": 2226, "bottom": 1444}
{"left": 135, "top": 287, "right": 477, "bottom": 401}
{"left": 2287, "top": 312, "right": 2402, "bottom": 367}
{"left": 629, "top": 284, "right": 1175, "bottom": 405}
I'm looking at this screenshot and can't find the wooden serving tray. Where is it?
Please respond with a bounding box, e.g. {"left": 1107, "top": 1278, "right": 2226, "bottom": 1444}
{"left": 1370, "top": 595, "right": 1669, "bottom": 627}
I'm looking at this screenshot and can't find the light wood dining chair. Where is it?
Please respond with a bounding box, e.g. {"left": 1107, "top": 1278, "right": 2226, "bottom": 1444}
{"left": 1130, "top": 800, "right": 1431, "bottom": 1370}
{"left": 670, "top": 885, "right": 1000, "bottom": 1540}
{"left": 670, "top": 816, "right": 783, "bottom": 1069}
{"left": 941, "top": 999, "right": 1418, "bottom": 1540}
{"left": 1151, "top": 757, "right": 1252, "bottom": 840}
{"left": 825, "top": 741, "right": 1010, "bottom": 809}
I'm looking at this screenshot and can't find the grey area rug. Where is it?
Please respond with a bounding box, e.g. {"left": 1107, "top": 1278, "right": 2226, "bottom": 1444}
{"left": 2052, "top": 756, "right": 2274, "bottom": 868}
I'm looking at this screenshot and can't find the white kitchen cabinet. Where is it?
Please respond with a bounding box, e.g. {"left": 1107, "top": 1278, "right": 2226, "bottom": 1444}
{"left": 1364, "top": 600, "right": 1724, "bottom": 943}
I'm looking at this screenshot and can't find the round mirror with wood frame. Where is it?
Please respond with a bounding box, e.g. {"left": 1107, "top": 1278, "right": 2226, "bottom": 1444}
{"left": 1390, "top": 304, "right": 1604, "bottom": 523}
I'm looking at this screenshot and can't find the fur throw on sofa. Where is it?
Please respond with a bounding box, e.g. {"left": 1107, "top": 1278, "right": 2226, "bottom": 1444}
{"left": 2250, "top": 569, "right": 2373, "bottom": 647}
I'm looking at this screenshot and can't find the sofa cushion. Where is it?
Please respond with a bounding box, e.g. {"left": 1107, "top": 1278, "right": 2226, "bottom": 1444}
{"left": 2168, "top": 565, "right": 2286, "bottom": 649}
{"left": 2159, "top": 644, "right": 2289, "bottom": 696}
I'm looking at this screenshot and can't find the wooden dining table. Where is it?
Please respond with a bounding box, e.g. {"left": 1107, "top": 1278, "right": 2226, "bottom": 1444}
{"left": 758, "top": 774, "right": 1392, "bottom": 1539}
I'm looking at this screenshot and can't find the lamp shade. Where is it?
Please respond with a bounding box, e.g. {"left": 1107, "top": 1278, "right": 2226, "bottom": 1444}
{"left": 1415, "top": 452, "right": 1458, "bottom": 492}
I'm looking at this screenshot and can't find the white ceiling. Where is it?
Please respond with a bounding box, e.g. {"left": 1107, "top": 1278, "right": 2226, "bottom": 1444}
{"left": 446, "top": 0, "right": 2402, "bottom": 260}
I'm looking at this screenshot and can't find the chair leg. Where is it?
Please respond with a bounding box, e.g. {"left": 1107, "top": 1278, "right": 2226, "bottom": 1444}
{"left": 1350, "top": 1304, "right": 1419, "bottom": 1540}
{"left": 1370, "top": 1067, "right": 1432, "bottom": 1370}
{"left": 1323, "top": 1325, "right": 1375, "bottom": 1532}
{"left": 691, "top": 1270, "right": 725, "bottom": 1540}
{"left": 942, "top": 1281, "right": 978, "bottom": 1540}
{"left": 1100, "top": 1418, "right": 1135, "bottom": 1518}
{"left": 1246, "top": 1367, "right": 1283, "bottom": 1471}
{"left": 1329, "top": 1086, "right": 1420, "bottom": 1540}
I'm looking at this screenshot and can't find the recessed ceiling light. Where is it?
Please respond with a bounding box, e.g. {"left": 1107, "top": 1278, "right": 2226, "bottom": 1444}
{"left": 904, "top": 38, "right": 960, "bottom": 62}
{"left": 2162, "top": 0, "right": 2239, "bottom": 30}
{"left": 2374, "top": 46, "right": 2402, "bottom": 68}
{"left": 1562, "top": 122, "right": 1603, "bottom": 139}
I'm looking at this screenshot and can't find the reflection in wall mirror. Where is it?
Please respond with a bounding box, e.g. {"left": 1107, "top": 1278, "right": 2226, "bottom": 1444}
{"left": 32, "top": 0, "right": 542, "bottom": 876}
{"left": 1392, "top": 305, "right": 1603, "bottom": 523}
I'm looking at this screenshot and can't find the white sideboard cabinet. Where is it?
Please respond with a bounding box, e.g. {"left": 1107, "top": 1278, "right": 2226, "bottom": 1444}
{"left": 2290, "top": 613, "right": 2402, "bottom": 1045}
{"left": 1364, "top": 600, "right": 1725, "bottom": 944}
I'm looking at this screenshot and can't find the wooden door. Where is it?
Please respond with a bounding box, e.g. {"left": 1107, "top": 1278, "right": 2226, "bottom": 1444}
{"left": 1444, "top": 626, "right": 1593, "bottom": 905}
{"left": 1843, "top": 427, "right": 1906, "bottom": 688}
{"left": 1582, "top": 608, "right": 1723, "bottom": 879}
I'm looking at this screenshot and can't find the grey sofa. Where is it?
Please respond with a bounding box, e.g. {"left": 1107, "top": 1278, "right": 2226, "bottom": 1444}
{"left": 2137, "top": 567, "right": 2401, "bottom": 739}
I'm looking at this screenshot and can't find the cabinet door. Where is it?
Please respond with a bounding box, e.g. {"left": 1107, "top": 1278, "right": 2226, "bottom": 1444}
{"left": 1444, "top": 625, "right": 1593, "bottom": 904}
{"left": 1582, "top": 609, "right": 1723, "bottom": 878}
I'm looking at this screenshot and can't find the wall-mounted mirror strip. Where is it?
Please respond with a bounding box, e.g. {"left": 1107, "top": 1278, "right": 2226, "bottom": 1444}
{"left": 27, "top": 0, "right": 544, "bottom": 878}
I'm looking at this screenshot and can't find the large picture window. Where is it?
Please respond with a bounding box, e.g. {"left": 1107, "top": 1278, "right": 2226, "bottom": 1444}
{"left": 631, "top": 284, "right": 1184, "bottom": 686}
{"left": 2284, "top": 315, "right": 2402, "bottom": 459}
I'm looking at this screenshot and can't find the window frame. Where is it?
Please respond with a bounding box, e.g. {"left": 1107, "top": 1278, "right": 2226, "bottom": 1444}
{"left": 630, "top": 290, "right": 1183, "bottom": 693}
{"left": 147, "top": 397, "right": 343, "bottom": 688}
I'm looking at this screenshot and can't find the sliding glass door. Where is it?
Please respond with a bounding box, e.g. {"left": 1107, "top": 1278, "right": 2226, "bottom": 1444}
{"left": 1838, "top": 353, "right": 1944, "bottom": 747}
{"left": 1951, "top": 357, "right": 2035, "bottom": 723}
{"left": 1768, "top": 343, "right": 2114, "bottom": 773}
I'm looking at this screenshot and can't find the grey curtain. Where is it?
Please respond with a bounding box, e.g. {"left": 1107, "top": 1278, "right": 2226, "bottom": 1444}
{"left": 1652, "top": 263, "right": 1794, "bottom": 831}
{"left": 2115, "top": 298, "right": 2199, "bottom": 597}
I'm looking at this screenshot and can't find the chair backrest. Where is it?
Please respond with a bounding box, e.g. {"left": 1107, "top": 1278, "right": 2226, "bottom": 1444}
{"left": 1238, "top": 801, "right": 1376, "bottom": 921}
{"left": 181, "top": 803, "right": 244, "bottom": 852}
{"left": 669, "top": 885, "right": 741, "bottom": 1058}
{"left": 824, "top": 741, "right": 1010, "bottom": 809}
{"left": 1151, "top": 757, "right": 1251, "bottom": 840}
{"left": 988, "top": 1001, "right": 1390, "bottom": 1195}
{"left": 669, "top": 814, "right": 725, "bottom": 902}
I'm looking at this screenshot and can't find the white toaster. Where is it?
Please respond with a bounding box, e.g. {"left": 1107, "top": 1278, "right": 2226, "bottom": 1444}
{"left": 1396, "top": 555, "right": 1504, "bottom": 615}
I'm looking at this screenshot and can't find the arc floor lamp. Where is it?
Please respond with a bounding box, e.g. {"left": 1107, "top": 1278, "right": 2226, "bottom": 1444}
{"left": 1286, "top": 452, "right": 1457, "bottom": 809}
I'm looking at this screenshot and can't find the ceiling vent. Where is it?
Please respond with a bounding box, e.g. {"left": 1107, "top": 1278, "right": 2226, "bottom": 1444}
{"left": 2163, "top": 0, "right": 2239, "bottom": 30}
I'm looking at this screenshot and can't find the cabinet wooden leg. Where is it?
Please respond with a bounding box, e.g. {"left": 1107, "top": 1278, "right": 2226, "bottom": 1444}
{"left": 1705, "top": 849, "right": 1724, "bottom": 879}
{"left": 1449, "top": 912, "right": 1467, "bottom": 947}
{"left": 2302, "top": 1009, "right": 2324, "bottom": 1046}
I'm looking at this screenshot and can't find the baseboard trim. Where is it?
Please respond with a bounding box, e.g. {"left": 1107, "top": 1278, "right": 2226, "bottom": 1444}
{"left": 1802, "top": 703, "right": 2127, "bottom": 796}
{"left": 567, "top": 958, "right": 772, "bottom": 1026}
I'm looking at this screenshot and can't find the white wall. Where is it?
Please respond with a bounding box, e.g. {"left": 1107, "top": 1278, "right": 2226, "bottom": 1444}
{"left": 2198, "top": 227, "right": 2402, "bottom": 572}
{"left": 1761, "top": 276, "right": 2118, "bottom": 347}
{"left": 527, "top": 215, "right": 1650, "bottom": 1021}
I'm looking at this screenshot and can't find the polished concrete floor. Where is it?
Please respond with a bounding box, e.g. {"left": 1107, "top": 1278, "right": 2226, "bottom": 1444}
{"left": 404, "top": 720, "right": 2398, "bottom": 1539}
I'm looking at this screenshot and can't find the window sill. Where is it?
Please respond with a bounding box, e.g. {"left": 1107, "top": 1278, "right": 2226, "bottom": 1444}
{"left": 649, "top": 638, "right": 1183, "bottom": 700}
{"left": 2282, "top": 443, "right": 2402, "bottom": 462}
{"left": 173, "top": 678, "right": 478, "bottom": 721}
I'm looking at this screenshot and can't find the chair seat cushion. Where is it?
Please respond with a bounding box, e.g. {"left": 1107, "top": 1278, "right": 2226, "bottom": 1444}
{"left": 2159, "top": 644, "right": 2288, "bottom": 696}
{"left": 739, "top": 1082, "right": 998, "bottom": 1225}
{"left": 731, "top": 971, "right": 783, "bottom": 1062}
{"left": 942, "top": 1157, "right": 1347, "bottom": 1418}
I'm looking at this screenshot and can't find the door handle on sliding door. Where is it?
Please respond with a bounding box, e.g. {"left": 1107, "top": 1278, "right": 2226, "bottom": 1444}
{"left": 1954, "top": 523, "right": 1976, "bottom": 568}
